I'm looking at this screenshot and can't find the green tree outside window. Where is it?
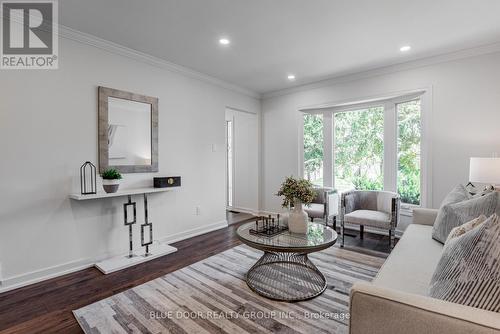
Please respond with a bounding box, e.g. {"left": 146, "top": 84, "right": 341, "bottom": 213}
{"left": 303, "top": 114, "right": 323, "bottom": 186}
{"left": 334, "top": 107, "right": 384, "bottom": 192}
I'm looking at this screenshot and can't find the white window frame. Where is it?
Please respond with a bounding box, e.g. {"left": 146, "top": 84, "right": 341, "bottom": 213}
{"left": 299, "top": 89, "right": 432, "bottom": 210}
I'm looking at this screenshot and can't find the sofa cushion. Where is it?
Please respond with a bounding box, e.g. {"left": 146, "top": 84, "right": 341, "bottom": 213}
{"left": 373, "top": 224, "right": 443, "bottom": 296}
{"left": 304, "top": 203, "right": 324, "bottom": 219}
{"left": 344, "top": 209, "right": 391, "bottom": 229}
{"left": 432, "top": 190, "right": 497, "bottom": 243}
{"left": 429, "top": 214, "right": 500, "bottom": 312}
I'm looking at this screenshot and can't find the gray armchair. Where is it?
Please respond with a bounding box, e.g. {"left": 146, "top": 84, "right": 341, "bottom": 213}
{"left": 304, "top": 187, "right": 338, "bottom": 228}
{"left": 340, "top": 190, "right": 400, "bottom": 249}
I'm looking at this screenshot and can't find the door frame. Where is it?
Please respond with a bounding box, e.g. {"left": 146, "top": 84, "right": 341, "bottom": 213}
{"left": 225, "top": 114, "right": 235, "bottom": 209}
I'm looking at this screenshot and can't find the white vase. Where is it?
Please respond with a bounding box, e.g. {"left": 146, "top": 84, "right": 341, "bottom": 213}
{"left": 288, "top": 200, "right": 309, "bottom": 234}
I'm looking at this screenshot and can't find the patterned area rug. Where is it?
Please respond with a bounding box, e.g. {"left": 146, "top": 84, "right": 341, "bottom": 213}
{"left": 74, "top": 245, "right": 385, "bottom": 334}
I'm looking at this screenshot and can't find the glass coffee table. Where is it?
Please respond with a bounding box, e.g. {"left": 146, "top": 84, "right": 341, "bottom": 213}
{"left": 236, "top": 222, "right": 337, "bottom": 302}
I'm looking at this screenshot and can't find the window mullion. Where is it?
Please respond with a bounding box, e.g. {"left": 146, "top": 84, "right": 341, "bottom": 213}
{"left": 383, "top": 103, "right": 397, "bottom": 192}
{"left": 298, "top": 112, "right": 305, "bottom": 180}
{"left": 323, "top": 113, "right": 333, "bottom": 187}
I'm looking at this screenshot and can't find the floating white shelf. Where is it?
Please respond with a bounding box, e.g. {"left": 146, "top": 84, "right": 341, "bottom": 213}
{"left": 95, "top": 243, "right": 178, "bottom": 274}
{"left": 69, "top": 187, "right": 170, "bottom": 200}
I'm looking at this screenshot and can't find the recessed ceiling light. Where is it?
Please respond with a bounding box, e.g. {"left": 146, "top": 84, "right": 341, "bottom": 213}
{"left": 400, "top": 45, "right": 411, "bottom": 52}
{"left": 287, "top": 74, "right": 296, "bottom": 81}
{"left": 219, "top": 38, "right": 230, "bottom": 45}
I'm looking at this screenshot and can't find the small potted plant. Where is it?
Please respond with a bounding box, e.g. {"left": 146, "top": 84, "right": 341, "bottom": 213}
{"left": 276, "top": 176, "right": 315, "bottom": 234}
{"left": 101, "top": 168, "right": 122, "bottom": 193}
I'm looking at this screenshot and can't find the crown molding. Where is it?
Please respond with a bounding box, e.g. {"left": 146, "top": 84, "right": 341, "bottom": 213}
{"left": 262, "top": 42, "right": 500, "bottom": 100}
{"left": 56, "top": 24, "right": 500, "bottom": 101}
{"left": 57, "top": 25, "right": 260, "bottom": 99}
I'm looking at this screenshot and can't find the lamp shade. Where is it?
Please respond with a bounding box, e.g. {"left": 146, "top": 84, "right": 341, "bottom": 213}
{"left": 469, "top": 157, "right": 500, "bottom": 184}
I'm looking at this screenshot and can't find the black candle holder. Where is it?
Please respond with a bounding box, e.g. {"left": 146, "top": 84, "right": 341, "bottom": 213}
{"left": 80, "top": 161, "right": 97, "bottom": 195}
{"left": 249, "top": 214, "right": 288, "bottom": 237}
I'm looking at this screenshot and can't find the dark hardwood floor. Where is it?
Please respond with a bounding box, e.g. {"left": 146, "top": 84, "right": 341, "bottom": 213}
{"left": 0, "top": 219, "right": 394, "bottom": 334}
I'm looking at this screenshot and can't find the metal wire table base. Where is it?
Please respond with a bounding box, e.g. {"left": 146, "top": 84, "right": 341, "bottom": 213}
{"left": 245, "top": 251, "right": 327, "bottom": 302}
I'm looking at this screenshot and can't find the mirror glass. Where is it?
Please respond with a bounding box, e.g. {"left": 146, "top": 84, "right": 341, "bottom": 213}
{"left": 107, "top": 97, "right": 152, "bottom": 166}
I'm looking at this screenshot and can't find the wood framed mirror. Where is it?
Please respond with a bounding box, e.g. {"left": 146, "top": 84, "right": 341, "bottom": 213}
{"left": 98, "top": 86, "right": 158, "bottom": 173}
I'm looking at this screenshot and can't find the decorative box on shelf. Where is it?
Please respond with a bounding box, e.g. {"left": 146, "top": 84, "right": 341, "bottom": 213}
{"left": 154, "top": 176, "right": 181, "bottom": 188}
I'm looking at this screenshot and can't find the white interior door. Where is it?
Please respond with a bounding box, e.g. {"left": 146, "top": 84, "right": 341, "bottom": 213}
{"left": 225, "top": 108, "right": 259, "bottom": 212}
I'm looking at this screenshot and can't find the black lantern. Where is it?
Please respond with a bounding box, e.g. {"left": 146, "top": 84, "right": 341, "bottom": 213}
{"left": 80, "top": 161, "right": 97, "bottom": 195}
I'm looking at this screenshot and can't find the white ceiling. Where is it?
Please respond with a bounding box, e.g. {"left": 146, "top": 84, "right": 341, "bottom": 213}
{"left": 60, "top": 0, "right": 500, "bottom": 94}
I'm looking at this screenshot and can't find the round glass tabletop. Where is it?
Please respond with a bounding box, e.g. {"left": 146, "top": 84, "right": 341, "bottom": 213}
{"left": 236, "top": 221, "right": 337, "bottom": 253}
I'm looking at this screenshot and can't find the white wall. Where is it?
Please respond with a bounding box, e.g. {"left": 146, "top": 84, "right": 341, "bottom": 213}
{"left": 0, "top": 37, "right": 260, "bottom": 290}
{"left": 261, "top": 51, "right": 500, "bottom": 218}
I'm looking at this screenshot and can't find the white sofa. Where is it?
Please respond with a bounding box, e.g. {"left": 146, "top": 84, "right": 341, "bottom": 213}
{"left": 349, "top": 208, "right": 500, "bottom": 334}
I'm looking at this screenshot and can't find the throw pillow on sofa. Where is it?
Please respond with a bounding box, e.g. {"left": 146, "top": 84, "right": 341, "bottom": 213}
{"left": 431, "top": 184, "right": 469, "bottom": 242}
{"left": 429, "top": 213, "right": 500, "bottom": 312}
{"left": 439, "top": 184, "right": 471, "bottom": 206}
{"left": 432, "top": 188, "right": 497, "bottom": 243}
{"left": 445, "top": 214, "right": 487, "bottom": 243}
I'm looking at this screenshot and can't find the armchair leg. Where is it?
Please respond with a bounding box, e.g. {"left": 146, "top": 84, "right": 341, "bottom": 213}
{"left": 389, "top": 227, "right": 395, "bottom": 250}
{"left": 310, "top": 217, "right": 314, "bottom": 222}
{"left": 341, "top": 219, "right": 345, "bottom": 248}
{"left": 333, "top": 216, "right": 337, "bottom": 231}
{"left": 360, "top": 225, "right": 364, "bottom": 239}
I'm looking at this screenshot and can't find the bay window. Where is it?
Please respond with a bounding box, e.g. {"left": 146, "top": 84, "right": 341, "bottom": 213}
{"left": 301, "top": 91, "right": 426, "bottom": 208}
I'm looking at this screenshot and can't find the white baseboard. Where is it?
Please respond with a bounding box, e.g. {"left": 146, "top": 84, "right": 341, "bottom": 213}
{"left": 0, "top": 220, "right": 228, "bottom": 294}
{"left": 228, "top": 206, "right": 278, "bottom": 219}
{"left": 159, "top": 220, "right": 228, "bottom": 244}
{"left": 227, "top": 206, "right": 259, "bottom": 215}
{"left": 0, "top": 258, "right": 95, "bottom": 294}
